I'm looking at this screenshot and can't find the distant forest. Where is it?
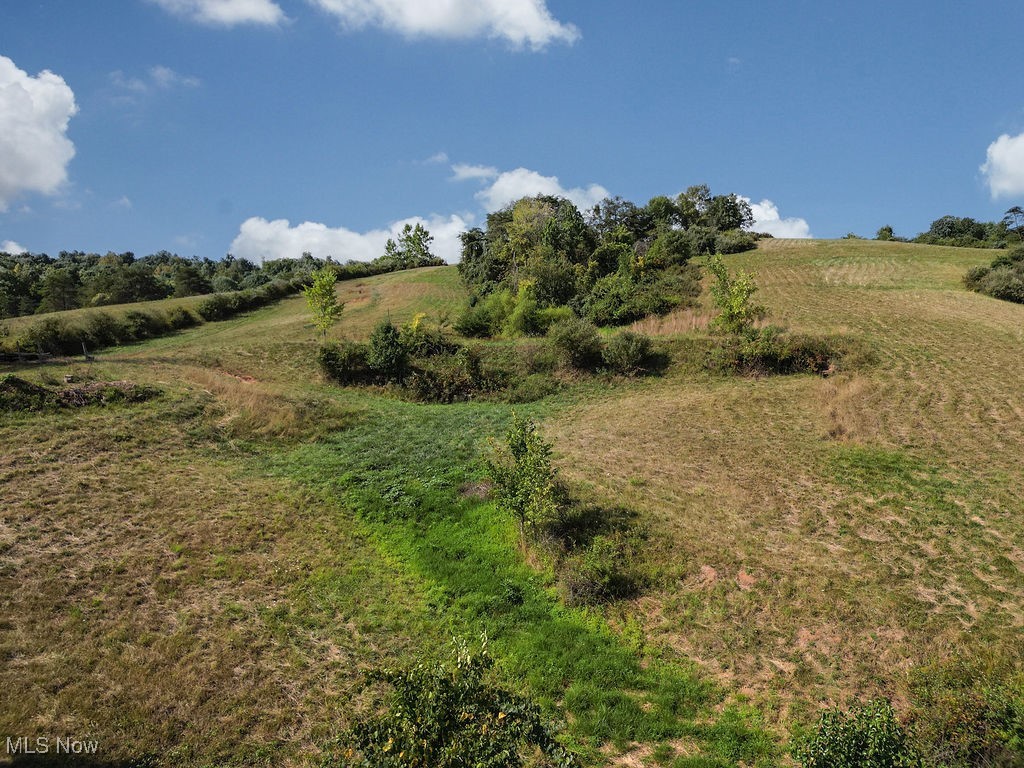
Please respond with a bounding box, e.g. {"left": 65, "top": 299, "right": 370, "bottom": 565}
{"left": 0, "top": 222, "right": 443, "bottom": 320}
{"left": 876, "top": 206, "right": 1024, "bottom": 249}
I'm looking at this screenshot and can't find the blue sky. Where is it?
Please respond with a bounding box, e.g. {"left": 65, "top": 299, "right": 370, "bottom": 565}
{"left": 3, "top": 0, "right": 1024, "bottom": 263}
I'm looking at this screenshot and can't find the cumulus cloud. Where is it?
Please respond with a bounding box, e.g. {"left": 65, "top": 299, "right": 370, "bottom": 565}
{"left": 2, "top": 240, "right": 27, "bottom": 254}
{"left": 229, "top": 213, "right": 472, "bottom": 264}
{"left": 0, "top": 56, "right": 77, "bottom": 212}
{"left": 309, "top": 0, "right": 579, "bottom": 49}
{"left": 455, "top": 165, "right": 608, "bottom": 212}
{"left": 980, "top": 132, "right": 1024, "bottom": 198}
{"left": 148, "top": 0, "right": 286, "bottom": 26}
{"left": 744, "top": 198, "right": 812, "bottom": 238}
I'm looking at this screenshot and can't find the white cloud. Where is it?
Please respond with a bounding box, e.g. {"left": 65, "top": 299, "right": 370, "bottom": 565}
{"left": 981, "top": 132, "right": 1024, "bottom": 198}
{"left": 148, "top": 0, "right": 286, "bottom": 26}
{"left": 112, "top": 195, "right": 133, "bottom": 210}
{"left": 472, "top": 167, "right": 608, "bottom": 212}
{"left": 309, "top": 0, "right": 579, "bottom": 49}
{"left": 450, "top": 163, "right": 498, "bottom": 181}
{"left": 149, "top": 65, "right": 201, "bottom": 89}
{"left": 744, "top": 198, "right": 812, "bottom": 238}
{"left": 0, "top": 56, "right": 77, "bottom": 212}
{"left": 423, "top": 151, "right": 449, "bottom": 165}
{"left": 229, "top": 213, "right": 472, "bottom": 263}
{"left": 2, "top": 240, "right": 27, "bottom": 254}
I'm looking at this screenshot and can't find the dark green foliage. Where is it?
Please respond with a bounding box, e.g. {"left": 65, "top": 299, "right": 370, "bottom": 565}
{"left": 165, "top": 305, "right": 199, "bottom": 330}
{"left": 964, "top": 246, "right": 1024, "bottom": 304}
{"left": 560, "top": 534, "right": 639, "bottom": 606}
{"left": 455, "top": 291, "right": 514, "bottom": 338}
{"left": 318, "top": 341, "right": 372, "bottom": 385}
{"left": 0, "top": 374, "right": 54, "bottom": 411}
{"left": 504, "top": 373, "right": 558, "bottom": 404}
{"left": 913, "top": 215, "right": 1010, "bottom": 248}
{"left": 0, "top": 375, "right": 158, "bottom": 412}
{"left": 547, "top": 315, "right": 602, "bottom": 370}
{"left": 708, "top": 327, "right": 845, "bottom": 376}
{"left": 406, "top": 348, "right": 486, "bottom": 404}
{"left": 456, "top": 187, "right": 753, "bottom": 335}
{"left": 329, "top": 641, "right": 578, "bottom": 768}
{"left": 906, "top": 654, "right": 1024, "bottom": 768}
{"left": 602, "top": 330, "right": 653, "bottom": 375}
{"left": 366, "top": 319, "right": 409, "bottom": 382}
{"left": 584, "top": 268, "right": 699, "bottom": 327}
{"left": 714, "top": 229, "right": 757, "bottom": 255}
{"left": 792, "top": 699, "right": 922, "bottom": 768}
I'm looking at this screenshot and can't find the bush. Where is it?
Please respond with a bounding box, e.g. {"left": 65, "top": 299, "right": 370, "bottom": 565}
{"left": 122, "top": 309, "right": 169, "bottom": 340}
{"left": 714, "top": 229, "right": 757, "bottom": 254}
{"left": 907, "top": 654, "right": 1024, "bottom": 768}
{"left": 708, "top": 327, "right": 843, "bottom": 376}
{"left": 83, "top": 312, "right": 128, "bottom": 347}
{"left": 366, "top": 319, "right": 408, "bottom": 382}
{"left": 454, "top": 290, "right": 514, "bottom": 338}
{"left": 406, "top": 348, "right": 485, "bottom": 403}
{"left": 547, "top": 315, "right": 602, "bottom": 370}
{"left": 329, "top": 641, "right": 578, "bottom": 768}
{"left": 196, "top": 292, "right": 235, "bottom": 321}
{"left": 318, "top": 341, "right": 371, "bottom": 385}
{"left": 792, "top": 699, "right": 922, "bottom": 768}
{"left": 18, "top": 316, "right": 75, "bottom": 354}
{"left": 502, "top": 283, "right": 543, "bottom": 337}
{"left": 602, "top": 330, "right": 652, "bottom": 375}
{"left": 486, "top": 412, "right": 561, "bottom": 539}
{"left": 505, "top": 373, "right": 558, "bottom": 404}
{"left": 560, "top": 534, "right": 638, "bottom": 606}
{"left": 165, "top": 305, "right": 199, "bottom": 330}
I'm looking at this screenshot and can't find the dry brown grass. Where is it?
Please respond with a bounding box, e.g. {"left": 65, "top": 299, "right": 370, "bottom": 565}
{"left": 0, "top": 395, "right": 439, "bottom": 766}
{"left": 547, "top": 239, "right": 1024, "bottom": 724}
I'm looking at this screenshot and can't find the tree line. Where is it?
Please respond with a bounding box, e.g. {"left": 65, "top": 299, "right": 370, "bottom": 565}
{"left": 0, "top": 223, "right": 444, "bottom": 321}
{"left": 875, "top": 206, "right": 1024, "bottom": 248}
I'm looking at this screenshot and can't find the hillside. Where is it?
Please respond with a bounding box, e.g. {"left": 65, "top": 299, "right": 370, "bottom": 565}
{"left": 2, "top": 242, "right": 1022, "bottom": 766}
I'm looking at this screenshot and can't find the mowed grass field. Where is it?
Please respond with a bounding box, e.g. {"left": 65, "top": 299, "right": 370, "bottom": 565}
{"left": 548, "top": 239, "right": 1024, "bottom": 722}
{"left": 2, "top": 243, "right": 1022, "bottom": 766}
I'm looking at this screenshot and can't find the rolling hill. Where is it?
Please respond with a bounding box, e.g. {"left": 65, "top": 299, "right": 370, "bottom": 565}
{"left": 1, "top": 240, "right": 1021, "bottom": 767}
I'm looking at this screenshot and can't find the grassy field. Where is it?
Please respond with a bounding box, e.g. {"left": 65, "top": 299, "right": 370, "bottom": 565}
{"left": 549, "top": 239, "right": 1024, "bottom": 723}
{"left": 2, "top": 245, "right": 1022, "bottom": 766}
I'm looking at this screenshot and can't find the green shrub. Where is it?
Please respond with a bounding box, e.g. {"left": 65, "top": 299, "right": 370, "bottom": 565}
{"left": 406, "top": 348, "right": 485, "bottom": 403}
{"left": 907, "top": 654, "right": 1024, "bottom": 768}
{"left": 454, "top": 290, "right": 514, "bottom": 338}
{"left": 318, "top": 341, "right": 371, "bottom": 385}
{"left": 329, "top": 640, "right": 577, "bottom": 768}
{"left": 366, "top": 319, "right": 408, "bottom": 382}
{"left": 504, "top": 373, "right": 558, "bottom": 404}
{"left": 560, "top": 534, "right": 638, "bottom": 606}
{"left": 708, "top": 327, "right": 843, "bottom": 376}
{"left": 122, "top": 309, "right": 168, "bottom": 340}
{"left": 18, "top": 316, "right": 75, "bottom": 354}
{"left": 165, "top": 305, "right": 199, "bottom": 330}
{"left": 714, "top": 229, "right": 757, "bottom": 254}
{"left": 792, "top": 699, "right": 922, "bottom": 768}
{"left": 547, "top": 315, "right": 602, "bottom": 370}
{"left": 502, "top": 283, "right": 543, "bottom": 337}
{"left": 196, "top": 293, "right": 235, "bottom": 321}
{"left": 602, "top": 330, "right": 652, "bottom": 375}
{"left": 487, "top": 412, "right": 561, "bottom": 539}
{"left": 707, "top": 253, "right": 766, "bottom": 336}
